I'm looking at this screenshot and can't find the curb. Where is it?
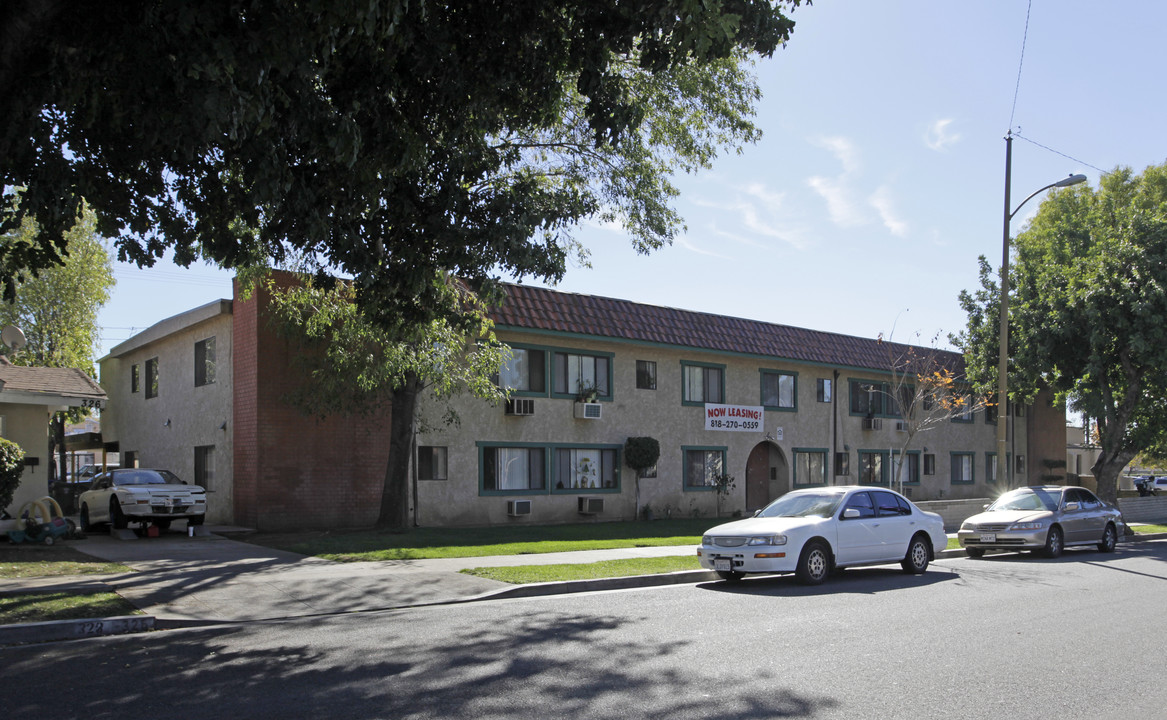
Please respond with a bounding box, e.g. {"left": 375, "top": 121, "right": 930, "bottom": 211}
{"left": 0, "top": 614, "right": 155, "bottom": 647}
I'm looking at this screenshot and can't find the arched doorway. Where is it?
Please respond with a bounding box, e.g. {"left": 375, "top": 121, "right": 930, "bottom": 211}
{"left": 745, "top": 442, "right": 788, "bottom": 512}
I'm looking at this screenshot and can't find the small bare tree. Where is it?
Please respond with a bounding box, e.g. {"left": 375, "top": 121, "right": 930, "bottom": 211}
{"left": 873, "top": 334, "right": 992, "bottom": 493}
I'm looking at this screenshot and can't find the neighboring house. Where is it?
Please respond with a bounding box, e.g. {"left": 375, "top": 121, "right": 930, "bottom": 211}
{"left": 98, "top": 276, "right": 1067, "bottom": 530}
{"left": 0, "top": 358, "right": 107, "bottom": 515}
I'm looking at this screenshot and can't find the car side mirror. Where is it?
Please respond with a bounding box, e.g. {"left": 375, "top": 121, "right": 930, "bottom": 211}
{"left": 983, "top": 504, "right": 990, "bottom": 510}
{"left": 843, "top": 508, "right": 861, "bottom": 519}
{"left": 1065, "top": 502, "right": 1080, "bottom": 511}
{"left": 753, "top": 509, "right": 761, "bottom": 517}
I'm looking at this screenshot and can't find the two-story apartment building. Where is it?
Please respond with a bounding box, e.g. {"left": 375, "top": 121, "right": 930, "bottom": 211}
{"left": 97, "top": 276, "right": 1066, "bottom": 530}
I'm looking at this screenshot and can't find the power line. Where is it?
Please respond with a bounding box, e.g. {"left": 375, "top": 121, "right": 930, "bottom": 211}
{"left": 1013, "top": 133, "right": 1107, "bottom": 175}
{"left": 1007, "top": 0, "right": 1033, "bottom": 132}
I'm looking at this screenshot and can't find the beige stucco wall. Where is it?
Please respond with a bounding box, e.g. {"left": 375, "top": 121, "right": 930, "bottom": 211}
{"left": 415, "top": 329, "right": 1014, "bottom": 527}
{"left": 0, "top": 403, "right": 54, "bottom": 514}
{"left": 100, "top": 305, "right": 234, "bottom": 523}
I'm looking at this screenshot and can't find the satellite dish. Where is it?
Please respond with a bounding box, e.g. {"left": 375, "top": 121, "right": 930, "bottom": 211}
{"left": 1, "top": 325, "right": 27, "bottom": 352}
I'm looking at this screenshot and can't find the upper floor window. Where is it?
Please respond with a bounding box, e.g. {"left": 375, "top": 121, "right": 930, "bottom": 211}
{"left": 553, "top": 351, "right": 611, "bottom": 399}
{"left": 850, "top": 380, "right": 885, "bottom": 416}
{"left": 195, "top": 337, "right": 216, "bottom": 387}
{"left": 817, "top": 378, "right": 832, "bottom": 403}
{"left": 498, "top": 348, "right": 546, "bottom": 394}
{"left": 951, "top": 394, "right": 974, "bottom": 423}
{"left": 145, "top": 358, "right": 159, "bottom": 399}
{"left": 761, "top": 370, "right": 796, "bottom": 410}
{"left": 636, "top": 360, "right": 657, "bottom": 390}
{"left": 682, "top": 362, "right": 724, "bottom": 405}
{"left": 131, "top": 364, "right": 140, "bottom": 393}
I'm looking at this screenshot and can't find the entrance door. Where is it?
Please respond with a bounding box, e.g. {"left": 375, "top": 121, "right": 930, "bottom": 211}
{"left": 745, "top": 444, "right": 770, "bottom": 511}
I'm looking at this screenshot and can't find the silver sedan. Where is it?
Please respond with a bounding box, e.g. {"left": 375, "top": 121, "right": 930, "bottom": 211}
{"left": 957, "top": 485, "right": 1123, "bottom": 558}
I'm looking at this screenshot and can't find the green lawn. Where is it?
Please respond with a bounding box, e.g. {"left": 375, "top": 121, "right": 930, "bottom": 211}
{"left": 245, "top": 518, "right": 714, "bottom": 562}
{"left": 0, "top": 545, "right": 132, "bottom": 578}
{"left": 0, "top": 592, "right": 141, "bottom": 625}
{"left": 1131, "top": 523, "right": 1167, "bottom": 534}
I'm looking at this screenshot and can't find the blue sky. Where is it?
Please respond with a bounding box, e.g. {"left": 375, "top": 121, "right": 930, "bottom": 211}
{"left": 98, "top": 1, "right": 1167, "bottom": 360}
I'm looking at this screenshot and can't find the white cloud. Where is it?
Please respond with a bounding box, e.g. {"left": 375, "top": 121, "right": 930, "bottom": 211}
{"left": 869, "top": 185, "right": 909, "bottom": 237}
{"left": 807, "top": 174, "right": 865, "bottom": 228}
{"left": 675, "top": 234, "right": 734, "bottom": 260}
{"left": 925, "top": 119, "right": 960, "bottom": 151}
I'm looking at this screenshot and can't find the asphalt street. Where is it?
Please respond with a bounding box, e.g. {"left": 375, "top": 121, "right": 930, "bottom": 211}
{"left": 4, "top": 539, "right": 1166, "bottom": 720}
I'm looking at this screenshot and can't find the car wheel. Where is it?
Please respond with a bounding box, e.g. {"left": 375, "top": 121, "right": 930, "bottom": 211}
{"left": 111, "top": 499, "right": 128, "bottom": 530}
{"left": 1097, "top": 523, "right": 1117, "bottom": 553}
{"left": 716, "top": 570, "right": 744, "bottom": 583}
{"left": 901, "top": 534, "right": 930, "bottom": 574}
{"left": 1043, "top": 525, "right": 1064, "bottom": 559}
{"left": 795, "top": 540, "right": 831, "bottom": 585}
{"left": 188, "top": 515, "right": 205, "bottom": 527}
{"left": 965, "top": 547, "right": 985, "bottom": 558}
{"left": 79, "top": 504, "right": 93, "bottom": 532}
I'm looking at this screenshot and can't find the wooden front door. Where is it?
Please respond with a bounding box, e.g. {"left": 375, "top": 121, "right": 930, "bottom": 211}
{"left": 745, "top": 443, "right": 771, "bottom": 511}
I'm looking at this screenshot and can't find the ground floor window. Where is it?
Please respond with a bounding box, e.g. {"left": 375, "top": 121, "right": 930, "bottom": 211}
{"left": 794, "top": 449, "right": 828, "bottom": 486}
{"left": 858, "top": 450, "right": 887, "bottom": 485}
{"left": 891, "top": 451, "right": 919, "bottom": 485}
{"left": 418, "top": 446, "right": 448, "bottom": 481}
{"left": 683, "top": 447, "right": 725, "bottom": 489}
{"left": 554, "top": 448, "right": 618, "bottom": 490}
{"left": 951, "top": 452, "right": 974, "bottom": 484}
{"left": 482, "top": 447, "right": 546, "bottom": 492}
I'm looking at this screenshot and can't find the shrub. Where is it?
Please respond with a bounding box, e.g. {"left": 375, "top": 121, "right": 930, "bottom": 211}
{"left": 624, "top": 437, "right": 660, "bottom": 474}
{"left": 0, "top": 437, "right": 25, "bottom": 512}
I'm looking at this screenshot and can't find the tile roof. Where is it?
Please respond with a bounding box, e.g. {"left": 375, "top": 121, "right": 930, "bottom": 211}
{"left": 491, "top": 284, "right": 964, "bottom": 376}
{"left": 0, "top": 364, "right": 106, "bottom": 403}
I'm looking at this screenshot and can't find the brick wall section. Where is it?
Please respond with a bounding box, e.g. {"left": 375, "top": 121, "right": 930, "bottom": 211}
{"left": 1117, "top": 496, "right": 1167, "bottom": 524}
{"left": 232, "top": 277, "right": 392, "bottom": 531}
{"left": 915, "top": 498, "right": 990, "bottom": 531}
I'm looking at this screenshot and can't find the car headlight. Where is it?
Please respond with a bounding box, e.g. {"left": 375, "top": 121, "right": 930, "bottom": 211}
{"left": 1010, "top": 521, "right": 1045, "bottom": 531}
{"left": 702, "top": 536, "right": 712, "bottom": 546}
{"left": 748, "top": 535, "right": 787, "bottom": 546}
{"left": 959, "top": 521, "right": 971, "bottom": 531}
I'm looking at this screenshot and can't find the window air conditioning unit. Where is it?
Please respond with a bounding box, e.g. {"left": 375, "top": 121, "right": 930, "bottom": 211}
{"left": 505, "top": 398, "right": 535, "bottom": 416}
{"left": 862, "top": 417, "right": 882, "bottom": 430}
{"left": 578, "top": 497, "right": 604, "bottom": 515}
{"left": 574, "top": 402, "right": 603, "bottom": 420}
{"left": 507, "top": 499, "right": 532, "bottom": 517}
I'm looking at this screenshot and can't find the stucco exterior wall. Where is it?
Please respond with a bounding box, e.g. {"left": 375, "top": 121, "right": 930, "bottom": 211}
{"left": 415, "top": 329, "right": 1013, "bottom": 527}
{"left": 1, "top": 403, "right": 53, "bottom": 513}
{"left": 100, "top": 304, "right": 234, "bottom": 523}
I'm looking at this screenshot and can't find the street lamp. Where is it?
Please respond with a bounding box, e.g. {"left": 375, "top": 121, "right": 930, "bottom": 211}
{"left": 996, "top": 131, "right": 1087, "bottom": 488}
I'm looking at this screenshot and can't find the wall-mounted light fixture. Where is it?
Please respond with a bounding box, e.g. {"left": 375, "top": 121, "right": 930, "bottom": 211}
{"left": 219, "top": 421, "right": 227, "bottom": 431}
{"left": 163, "top": 419, "right": 171, "bottom": 428}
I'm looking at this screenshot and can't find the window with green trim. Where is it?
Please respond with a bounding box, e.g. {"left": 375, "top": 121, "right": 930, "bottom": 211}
{"left": 951, "top": 452, "right": 974, "bottom": 483}
{"left": 817, "top": 378, "right": 832, "bottom": 403}
{"left": 761, "top": 370, "right": 796, "bottom": 410}
{"left": 794, "top": 449, "right": 828, "bottom": 486}
{"left": 891, "top": 451, "right": 919, "bottom": 485}
{"left": 498, "top": 348, "right": 546, "bottom": 394}
{"left": 858, "top": 450, "right": 888, "bottom": 485}
{"left": 553, "top": 351, "right": 611, "bottom": 399}
{"left": 553, "top": 447, "right": 618, "bottom": 491}
{"left": 482, "top": 447, "right": 546, "bottom": 491}
{"left": 684, "top": 447, "right": 725, "bottom": 489}
{"left": 682, "top": 363, "right": 724, "bottom": 405}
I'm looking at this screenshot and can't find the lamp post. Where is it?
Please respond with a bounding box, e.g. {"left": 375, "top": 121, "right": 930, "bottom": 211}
{"left": 996, "top": 132, "right": 1087, "bottom": 488}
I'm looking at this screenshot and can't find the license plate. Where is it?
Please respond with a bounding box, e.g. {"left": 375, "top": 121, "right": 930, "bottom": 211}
{"left": 980, "top": 533, "right": 997, "bottom": 543}
{"left": 714, "top": 557, "right": 732, "bottom": 572}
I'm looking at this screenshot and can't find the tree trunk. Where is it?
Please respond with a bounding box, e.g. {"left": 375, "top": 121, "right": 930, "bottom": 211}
{"left": 1091, "top": 449, "right": 1132, "bottom": 505}
{"left": 377, "top": 372, "right": 422, "bottom": 530}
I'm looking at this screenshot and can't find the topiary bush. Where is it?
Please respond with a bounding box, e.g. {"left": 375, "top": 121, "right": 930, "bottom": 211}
{"left": 0, "top": 437, "right": 25, "bottom": 513}
{"left": 624, "top": 437, "right": 660, "bottom": 475}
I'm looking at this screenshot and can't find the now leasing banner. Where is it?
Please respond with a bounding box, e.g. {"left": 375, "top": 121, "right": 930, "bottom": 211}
{"left": 704, "top": 403, "right": 764, "bottom": 432}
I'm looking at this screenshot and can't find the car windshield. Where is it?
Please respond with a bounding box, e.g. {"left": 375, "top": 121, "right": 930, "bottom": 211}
{"left": 987, "top": 488, "right": 1060, "bottom": 512}
{"left": 112, "top": 470, "right": 182, "bottom": 486}
{"left": 756, "top": 492, "right": 845, "bottom": 518}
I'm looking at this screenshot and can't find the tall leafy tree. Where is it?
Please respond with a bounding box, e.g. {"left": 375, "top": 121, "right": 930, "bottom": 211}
{"left": 2, "top": 0, "right": 801, "bottom": 329}
{"left": 0, "top": 203, "right": 116, "bottom": 481}
{"left": 953, "top": 162, "right": 1167, "bottom": 503}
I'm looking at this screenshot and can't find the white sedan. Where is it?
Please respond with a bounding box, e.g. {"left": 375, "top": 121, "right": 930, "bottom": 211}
{"left": 698, "top": 486, "right": 947, "bottom": 585}
{"left": 79, "top": 468, "right": 207, "bottom": 532}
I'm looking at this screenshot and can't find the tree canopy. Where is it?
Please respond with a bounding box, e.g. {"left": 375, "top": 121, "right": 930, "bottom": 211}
{"left": 953, "top": 161, "right": 1167, "bottom": 502}
{"left": 3, "top": 0, "right": 801, "bottom": 330}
